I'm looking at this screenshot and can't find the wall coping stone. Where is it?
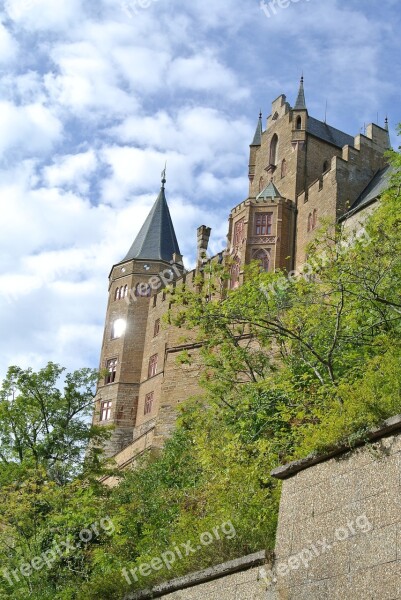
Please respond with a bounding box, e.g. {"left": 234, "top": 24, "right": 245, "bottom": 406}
{"left": 122, "top": 550, "right": 267, "bottom": 600}
{"left": 271, "top": 414, "right": 401, "bottom": 480}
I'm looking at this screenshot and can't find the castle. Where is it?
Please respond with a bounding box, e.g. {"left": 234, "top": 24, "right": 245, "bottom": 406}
{"left": 92, "top": 78, "right": 391, "bottom": 470}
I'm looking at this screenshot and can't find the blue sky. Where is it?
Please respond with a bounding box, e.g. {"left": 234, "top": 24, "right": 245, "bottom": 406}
{"left": 0, "top": 0, "right": 400, "bottom": 378}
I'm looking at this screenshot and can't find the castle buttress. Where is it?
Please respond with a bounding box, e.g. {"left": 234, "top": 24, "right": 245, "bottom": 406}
{"left": 93, "top": 78, "right": 391, "bottom": 471}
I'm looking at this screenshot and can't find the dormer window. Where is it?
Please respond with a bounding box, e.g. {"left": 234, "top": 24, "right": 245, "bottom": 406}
{"left": 296, "top": 116, "right": 302, "bottom": 130}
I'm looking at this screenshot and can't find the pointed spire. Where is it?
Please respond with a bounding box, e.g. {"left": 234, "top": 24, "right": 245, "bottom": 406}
{"left": 294, "top": 75, "right": 307, "bottom": 110}
{"left": 251, "top": 112, "right": 263, "bottom": 146}
{"left": 122, "top": 172, "right": 181, "bottom": 263}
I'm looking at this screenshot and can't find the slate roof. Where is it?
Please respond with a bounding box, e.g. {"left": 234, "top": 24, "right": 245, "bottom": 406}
{"left": 257, "top": 181, "right": 283, "bottom": 200}
{"left": 294, "top": 77, "right": 307, "bottom": 110}
{"left": 251, "top": 113, "right": 263, "bottom": 146}
{"left": 122, "top": 185, "right": 181, "bottom": 263}
{"left": 340, "top": 164, "right": 394, "bottom": 221}
{"left": 307, "top": 116, "right": 355, "bottom": 149}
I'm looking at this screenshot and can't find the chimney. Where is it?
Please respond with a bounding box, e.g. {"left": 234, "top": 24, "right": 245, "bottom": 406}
{"left": 197, "top": 226, "right": 211, "bottom": 270}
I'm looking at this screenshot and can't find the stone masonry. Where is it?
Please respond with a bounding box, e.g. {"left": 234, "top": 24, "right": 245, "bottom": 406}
{"left": 92, "top": 78, "right": 392, "bottom": 469}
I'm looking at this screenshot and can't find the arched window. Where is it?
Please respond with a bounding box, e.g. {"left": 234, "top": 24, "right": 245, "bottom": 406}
{"left": 230, "top": 256, "right": 241, "bottom": 289}
{"left": 269, "top": 134, "right": 278, "bottom": 166}
{"left": 253, "top": 249, "right": 270, "bottom": 273}
{"left": 323, "top": 160, "right": 329, "bottom": 173}
{"left": 135, "top": 283, "right": 151, "bottom": 297}
{"left": 307, "top": 213, "right": 312, "bottom": 232}
{"left": 312, "top": 209, "right": 317, "bottom": 229}
{"left": 281, "top": 159, "right": 287, "bottom": 178}
{"left": 259, "top": 176, "right": 265, "bottom": 192}
{"left": 115, "top": 287, "right": 120, "bottom": 301}
{"left": 123, "top": 284, "right": 128, "bottom": 298}
{"left": 296, "top": 116, "right": 302, "bottom": 130}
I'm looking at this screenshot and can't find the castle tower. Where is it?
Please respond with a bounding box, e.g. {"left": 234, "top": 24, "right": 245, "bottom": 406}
{"left": 93, "top": 171, "right": 184, "bottom": 457}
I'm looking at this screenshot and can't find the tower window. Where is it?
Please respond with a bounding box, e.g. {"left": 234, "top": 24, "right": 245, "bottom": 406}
{"left": 296, "top": 116, "right": 302, "bottom": 130}
{"left": 255, "top": 213, "right": 273, "bottom": 236}
{"left": 135, "top": 283, "right": 151, "bottom": 297}
{"left": 148, "top": 354, "right": 158, "bottom": 378}
{"left": 115, "top": 288, "right": 120, "bottom": 301}
{"left": 312, "top": 209, "right": 317, "bottom": 229}
{"left": 323, "top": 160, "right": 330, "bottom": 173}
{"left": 269, "top": 134, "right": 278, "bottom": 166}
{"left": 105, "top": 358, "right": 117, "bottom": 384}
{"left": 253, "top": 249, "right": 270, "bottom": 273}
{"left": 144, "top": 392, "right": 154, "bottom": 415}
{"left": 100, "top": 400, "right": 112, "bottom": 422}
{"left": 281, "top": 159, "right": 287, "bottom": 178}
{"left": 154, "top": 319, "right": 160, "bottom": 337}
{"left": 307, "top": 213, "right": 312, "bottom": 232}
{"left": 233, "top": 218, "right": 244, "bottom": 246}
{"left": 111, "top": 318, "right": 126, "bottom": 339}
{"left": 230, "top": 256, "right": 241, "bottom": 289}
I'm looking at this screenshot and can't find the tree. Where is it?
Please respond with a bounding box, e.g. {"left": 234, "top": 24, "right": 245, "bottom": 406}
{"left": 0, "top": 362, "right": 110, "bottom": 484}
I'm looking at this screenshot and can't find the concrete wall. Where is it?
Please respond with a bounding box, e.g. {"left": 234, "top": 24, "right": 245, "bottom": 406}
{"left": 123, "top": 552, "right": 268, "bottom": 600}
{"left": 269, "top": 415, "right": 401, "bottom": 599}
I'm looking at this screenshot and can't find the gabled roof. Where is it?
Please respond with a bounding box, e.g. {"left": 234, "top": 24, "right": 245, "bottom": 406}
{"left": 307, "top": 116, "right": 354, "bottom": 148}
{"left": 340, "top": 164, "right": 394, "bottom": 221}
{"left": 257, "top": 181, "right": 283, "bottom": 200}
{"left": 122, "top": 183, "right": 181, "bottom": 263}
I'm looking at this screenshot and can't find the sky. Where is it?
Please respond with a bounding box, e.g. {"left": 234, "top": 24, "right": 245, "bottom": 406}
{"left": 0, "top": 0, "right": 400, "bottom": 379}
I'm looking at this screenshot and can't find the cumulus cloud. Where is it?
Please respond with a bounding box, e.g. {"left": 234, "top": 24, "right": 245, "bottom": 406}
{"left": 0, "top": 0, "right": 399, "bottom": 379}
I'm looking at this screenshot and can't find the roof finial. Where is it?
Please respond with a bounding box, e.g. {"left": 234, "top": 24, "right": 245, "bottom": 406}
{"left": 259, "top": 109, "right": 262, "bottom": 120}
{"left": 161, "top": 162, "right": 167, "bottom": 189}
{"left": 294, "top": 74, "right": 307, "bottom": 111}
{"left": 385, "top": 116, "right": 389, "bottom": 131}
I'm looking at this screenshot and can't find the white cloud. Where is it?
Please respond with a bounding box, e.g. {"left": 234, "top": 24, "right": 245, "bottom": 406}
{"left": 4, "top": 0, "right": 84, "bottom": 31}
{"left": 0, "top": 101, "right": 62, "bottom": 158}
{"left": 42, "top": 150, "right": 98, "bottom": 194}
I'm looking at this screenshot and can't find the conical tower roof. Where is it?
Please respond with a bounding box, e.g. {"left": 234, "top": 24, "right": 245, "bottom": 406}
{"left": 122, "top": 173, "right": 181, "bottom": 263}
{"left": 294, "top": 76, "right": 307, "bottom": 110}
{"left": 251, "top": 112, "right": 263, "bottom": 146}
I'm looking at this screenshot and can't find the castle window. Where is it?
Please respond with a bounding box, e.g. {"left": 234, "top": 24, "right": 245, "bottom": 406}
{"left": 281, "top": 159, "right": 287, "bottom": 178}
{"left": 105, "top": 358, "right": 117, "bottom": 384}
{"left": 123, "top": 284, "right": 128, "bottom": 298}
{"left": 135, "top": 283, "right": 151, "bottom": 297}
{"left": 253, "top": 249, "right": 270, "bottom": 272}
{"left": 144, "top": 392, "right": 154, "bottom": 415}
{"left": 323, "top": 160, "right": 329, "bottom": 173}
{"left": 255, "top": 213, "right": 273, "bottom": 236}
{"left": 115, "top": 288, "right": 120, "bottom": 301}
{"left": 148, "top": 354, "right": 158, "bottom": 378}
{"left": 312, "top": 209, "right": 317, "bottom": 229}
{"left": 112, "top": 318, "right": 126, "bottom": 339}
{"left": 117, "top": 405, "right": 124, "bottom": 421}
{"left": 100, "top": 400, "right": 112, "bottom": 422}
{"left": 233, "top": 218, "right": 244, "bottom": 246}
{"left": 307, "top": 213, "right": 312, "bottom": 232}
{"left": 296, "top": 116, "right": 302, "bottom": 130}
{"left": 269, "top": 134, "right": 278, "bottom": 166}
{"left": 230, "top": 256, "right": 241, "bottom": 289}
{"left": 154, "top": 319, "right": 160, "bottom": 337}
{"left": 153, "top": 295, "right": 157, "bottom": 308}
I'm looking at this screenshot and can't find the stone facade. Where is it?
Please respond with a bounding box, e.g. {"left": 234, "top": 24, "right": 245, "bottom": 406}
{"left": 92, "top": 79, "right": 391, "bottom": 466}
{"left": 122, "top": 552, "right": 268, "bottom": 600}
{"left": 268, "top": 416, "right": 401, "bottom": 599}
